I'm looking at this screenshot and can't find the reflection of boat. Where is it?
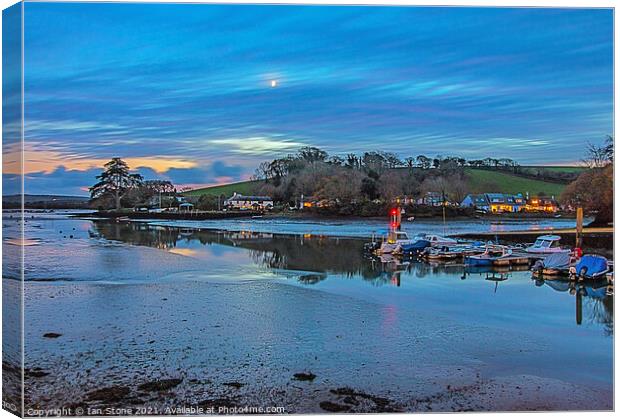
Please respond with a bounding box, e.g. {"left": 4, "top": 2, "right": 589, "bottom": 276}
{"left": 464, "top": 245, "right": 512, "bottom": 266}
{"left": 524, "top": 235, "right": 569, "bottom": 254}
{"left": 532, "top": 252, "right": 572, "bottom": 278}
{"left": 570, "top": 255, "right": 610, "bottom": 281}
{"left": 540, "top": 277, "right": 611, "bottom": 298}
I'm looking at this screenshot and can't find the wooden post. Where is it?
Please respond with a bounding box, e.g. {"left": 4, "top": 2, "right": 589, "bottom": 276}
{"left": 576, "top": 207, "right": 583, "bottom": 249}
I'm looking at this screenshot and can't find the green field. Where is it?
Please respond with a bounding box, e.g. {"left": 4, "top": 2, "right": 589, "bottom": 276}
{"left": 183, "top": 180, "right": 260, "bottom": 197}
{"left": 520, "top": 165, "right": 586, "bottom": 174}
{"left": 465, "top": 169, "right": 566, "bottom": 197}
{"left": 185, "top": 168, "right": 570, "bottom": 199}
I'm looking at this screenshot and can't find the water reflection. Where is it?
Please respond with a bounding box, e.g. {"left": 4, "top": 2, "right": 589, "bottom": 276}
{"left": 535, "top": 278, "right": 613, "bottom": 334}
{"left": 90, "top": 221, "right": 613, "bottom": 333}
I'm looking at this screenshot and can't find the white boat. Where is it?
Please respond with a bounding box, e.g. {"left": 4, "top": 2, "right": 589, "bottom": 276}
{"left": 377, "top": 231, "right": 414, "bottom": 254}
{"left": 524, "top": 235, "right": 569, "bottom": 254}
{"left": 377, "top": 232, "right": 457, "bottom": 254}
{"left": 414, "top": 233, "right": 458, "bottom": 247}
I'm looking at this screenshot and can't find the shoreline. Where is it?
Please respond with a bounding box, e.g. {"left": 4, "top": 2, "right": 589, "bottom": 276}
{"left": 18, "top": 278, "right": 612, "bottom": 414}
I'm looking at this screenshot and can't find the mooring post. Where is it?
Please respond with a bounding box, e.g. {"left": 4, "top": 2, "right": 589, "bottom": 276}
{"left": 576, "top": 207, "right": 583, "bottom": 249}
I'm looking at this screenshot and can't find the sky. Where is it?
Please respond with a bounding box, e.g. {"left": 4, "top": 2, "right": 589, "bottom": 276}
{"left": 2, "top": 2, "right": 614, "bottom": 195}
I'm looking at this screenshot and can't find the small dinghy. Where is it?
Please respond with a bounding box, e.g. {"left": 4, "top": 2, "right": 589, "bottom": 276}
{"left": 465, "top": 245, "right": 512, "bottom": 267}
{"left": 532, "top": 252, "right": 572, "bottom": 278}
{"left": 570, "top": 255, "right": 610, "bottom": 280}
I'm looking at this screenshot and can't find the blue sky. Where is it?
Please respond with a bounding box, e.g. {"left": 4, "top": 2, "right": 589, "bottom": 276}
{"left": 9, "top": 3, "right": 614, "bottom": 195}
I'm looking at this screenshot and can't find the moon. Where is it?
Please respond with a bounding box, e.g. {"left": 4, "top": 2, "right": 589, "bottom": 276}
{"left": 270, "top": 80, "right": 278, "bottom": 88}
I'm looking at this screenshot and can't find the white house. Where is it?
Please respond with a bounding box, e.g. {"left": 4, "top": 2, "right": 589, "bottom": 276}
{"left": 224, "top": 192, "right": 273, "bottom": 210}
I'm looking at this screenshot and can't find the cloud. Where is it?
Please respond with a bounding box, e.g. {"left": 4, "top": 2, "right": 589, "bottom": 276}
{"left": 11, "top": 2, "right": 613, "bottom": 191}
{"left": 209, "top": 137, "right": 305, "bottom": 155}
{"left": 14, "top": 160, "right": 246, "bottom": 196}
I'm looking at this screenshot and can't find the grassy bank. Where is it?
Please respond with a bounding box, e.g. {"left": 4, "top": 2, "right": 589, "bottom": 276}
{"left": 183, "top": 180, "right": 259, "bottom": 197}
{"left": 465, "top": 169, "right": 566, "bottom": 196}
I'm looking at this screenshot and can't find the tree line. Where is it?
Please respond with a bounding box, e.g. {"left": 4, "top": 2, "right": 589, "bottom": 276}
{"left": 250, "top": 147, "right": 516, "bottom": 212}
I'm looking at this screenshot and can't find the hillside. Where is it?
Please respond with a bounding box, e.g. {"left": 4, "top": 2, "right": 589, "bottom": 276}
{"left": 184, "top": 169, "right": 568, "bottom": 200}
{"left": 182, "top": 180, "right": 259, "bottom": 197}
{"left": 464, "top": 169, "right": 566, "bottom": 197}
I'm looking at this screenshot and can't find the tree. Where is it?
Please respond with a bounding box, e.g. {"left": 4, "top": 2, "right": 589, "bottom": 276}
{"left": 298, "top": 146, "right": 328, "bottom": 163}
{"left": 582, "top": 135, "right": 614, "bottom": 168}
{"left": 416, "top": 155, "right": 432, "bottom": 169}
{"left": 563, "top": 136, "right": 613, "bottom": 225}
{"left": 360, "top": 177, "right": 379, "bottom": 200}
{"left": 561, "top": 165, "right": 612, "bottom": 225}
{"left": 90, "top": 158, "right": 143, "bottom": 210}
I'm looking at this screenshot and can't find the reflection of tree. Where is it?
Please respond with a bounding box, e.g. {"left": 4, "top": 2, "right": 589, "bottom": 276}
{"left": 90, "top": 221, "right": 391, "bottom": 284}
{"left": 583, "top": 293, "right": 614, "bottom": 337}
{"left": 90, "top": 221, "right": 180, "bottom": 250}
{"left": 540, "top": 278, "right": 614, "bottom": 336}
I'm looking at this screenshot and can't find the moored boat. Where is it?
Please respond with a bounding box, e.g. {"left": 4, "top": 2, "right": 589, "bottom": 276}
{"left": 465, "top": 245, "right": 512, "bottom": 267}
{"left": 524, "top": 235, "right": 570, "bottom": 254}
{"left": 532, "top": 252, "right": 572, "bottom": 278}
{"left": 570, "top": 254, "right": 610, "bottom": 281}
{"left": 394, "top": 239, "right": 431, "bottom": 256}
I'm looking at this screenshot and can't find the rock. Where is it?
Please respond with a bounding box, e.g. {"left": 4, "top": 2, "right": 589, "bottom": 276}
{"left": 319, "top": 401, "right": 350, "bottom": 412}
{"left": 293, "top": 372, "right": 316, "bottom": 381}
{"left": 43, "top": 333, "right": 62, "bottom": 339}
{"left": 26, "top": 369, "right": 49, "bottom": 378}
{"left": 86, "top": 386, "right": 130, "bottom": 403}
{"left": 138, "top": 378, "right": 182, "bottom": 392}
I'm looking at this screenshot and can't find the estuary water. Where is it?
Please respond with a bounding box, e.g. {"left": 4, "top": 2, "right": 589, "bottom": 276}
{"left": 1, "top": 211, "right": 613, "bottom": 413}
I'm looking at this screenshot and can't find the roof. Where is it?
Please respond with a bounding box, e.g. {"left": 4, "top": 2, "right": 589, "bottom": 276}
{"left": 536, "top": 235, "right": 561, "bottom": 241}
{"left": 469, "top": 194, "right": 489, "bottom": 204}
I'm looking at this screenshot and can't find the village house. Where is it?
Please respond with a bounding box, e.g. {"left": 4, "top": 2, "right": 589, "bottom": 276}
{"left": 417, "top": 192, "right": 449, "bottom": 207}
{"left": 460, "top": 194, "right": 490, "bottom": 212}
{"left": 224, "top": 192, "right": 274, "bottom": 210}
{"left": 525, "top": 196, "right": 559, "bottom": 213}
{"left": 461, "top": 193, "right": 526, "bottom": 213}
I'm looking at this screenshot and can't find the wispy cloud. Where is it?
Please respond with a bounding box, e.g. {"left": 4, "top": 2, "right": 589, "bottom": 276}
{"left": 209, "top": 137, "right": 306, "bottom": 155}
{"left": 12, "top": 3, "right": 613, "bottom": 195}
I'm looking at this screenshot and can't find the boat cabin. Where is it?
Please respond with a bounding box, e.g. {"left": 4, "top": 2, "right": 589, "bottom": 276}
{"left": 533, "top": 235, "right": 562, "bottom": 249}
{"left": 525, "top": 235, "right": 566, "bottom": 254}
{"left": 387, "top": 231, "right": 410, "bottom": 243}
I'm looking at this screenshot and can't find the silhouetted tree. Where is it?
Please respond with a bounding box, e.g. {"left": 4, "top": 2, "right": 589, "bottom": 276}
{"left": 90, "top": 158, "right": 143, "bottom": 210}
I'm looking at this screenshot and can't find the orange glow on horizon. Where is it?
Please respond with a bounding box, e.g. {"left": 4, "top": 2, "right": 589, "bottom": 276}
{"left": 3, "top": 146, "right": 198, "bottom": 175}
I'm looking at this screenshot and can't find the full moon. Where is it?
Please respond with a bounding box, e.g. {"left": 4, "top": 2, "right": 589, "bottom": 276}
{"left": 270, "top": 80, "right": 278, "bottom": 88}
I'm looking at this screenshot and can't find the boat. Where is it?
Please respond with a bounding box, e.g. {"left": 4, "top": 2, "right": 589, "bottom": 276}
{"left": 412, "top": 233, "right": 458, "bottom": 247}
{"left": 394, "top": 239, "right": 431, "bottom": 256}
{"left": 524, "top": 235, "right": 569, "bottom": 254}
{"left": 376, "top": 230, "right": 415, "bottom": 254}
{"left": 532, "top": 252, "right": 572, "bottom": 278}
{"left": 570, "top": 255, "right": 610, "bottom": 280}
{"left": 465, "top": 245, "right": 512, "bottom": 267}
